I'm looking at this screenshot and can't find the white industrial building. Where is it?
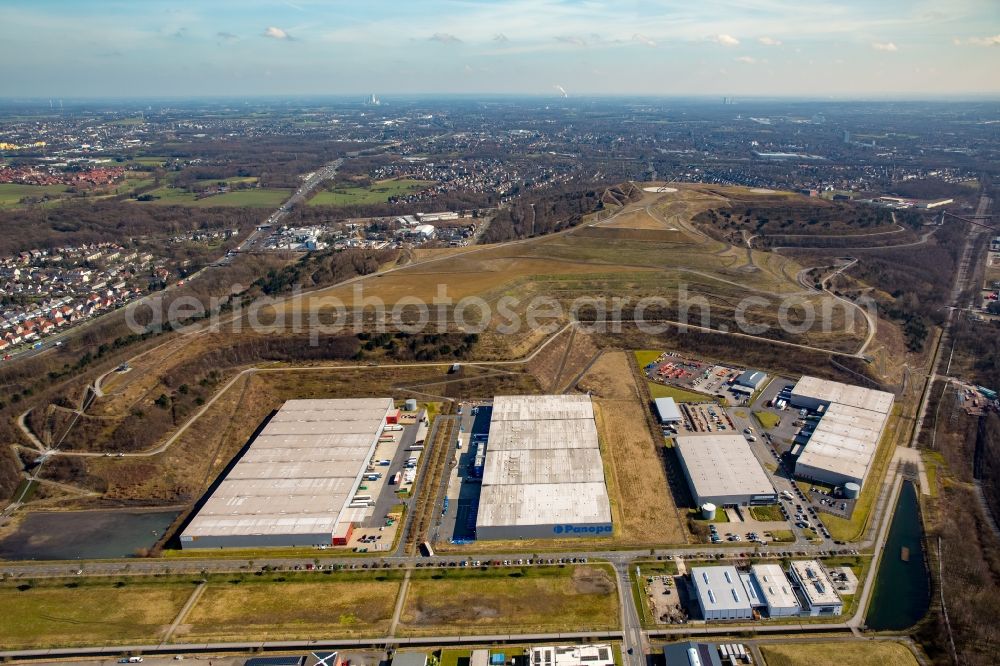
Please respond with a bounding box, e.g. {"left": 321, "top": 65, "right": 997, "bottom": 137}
{"left": 690, "top": 565, "right": 754, "bottom": 620}
{"left": 530, "top": 645, "right": 615, "bottom": 666}
{"left": 674, "top": 434, "right": 777, "bottom": 507}
{"left": 750, "top": 564, "right": 801, "bottom": 617}
{"left": 791, "top": 376, "right": 894, "bottom": 487}
{"left": 789, "top": 560, "right": 843, "bottom": 616}
{"left": 654, "top": 396, "right": 682, "bottom": 424}
{"left": 180, "top": 398, "right": 396, "bottom": 549}
{"left": 475, "top": 395, "right": 612, "bottom": 540}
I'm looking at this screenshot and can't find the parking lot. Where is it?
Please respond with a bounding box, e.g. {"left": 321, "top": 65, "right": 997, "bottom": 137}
{"left": 674, "top": 402, "right": 736, "bottom": 434}
{"left": 642, "top": 352, "right": 744, "bottom": 400}
{"left": 435, "top": 401, "right": 492, "bottom": 544}
{"left": 346, "top": 408, "right": 428, "bottom": 552}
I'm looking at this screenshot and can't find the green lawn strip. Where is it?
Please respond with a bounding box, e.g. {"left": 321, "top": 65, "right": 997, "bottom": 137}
{"left": 749, "top": 504, "right": 785, "bottom": 521}
{"left": 646, "top": 381, "right": 716, "bottom": 404}
{"left": 754, "top": 410, "right": 781, "bottom": 429}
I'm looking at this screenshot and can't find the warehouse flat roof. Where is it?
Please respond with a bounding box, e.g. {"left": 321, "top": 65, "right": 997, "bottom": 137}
{"left": 790, "top": 560, "right": 842, "bottom": 607}
{"left": 791, "top": 376, "right": 894, "bottom": 414}
{"left": 182, "top": 397, "right": 394, "bottom": 541}
{"left": 481, "top": 448, "right": 606, "bottom": 486}
{"left": 675, "top": 434, "right": 775, "bottom": 500}
{"left": 794, "top": 381, "right": 893, "bottom": 484}
{"left": 477, "top": 482, "right": 612, "bottom": 527}
{"left": 490, "top": 394, "right": 594, "bottom": 422}
{"left": 487, "top": 418, "right": 599, "bottom": 451}
{"left": 691, "top": 566, "right": 753, "bottom": 614}
{"left": 476, "top": 394, "right": 611, "bottom": 532}
{"left": 751, "top": 564, "right": 800, "bottom": 611}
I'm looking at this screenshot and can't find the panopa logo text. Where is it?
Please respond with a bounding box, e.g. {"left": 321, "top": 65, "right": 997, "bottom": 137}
{"left": 553, "top": 524, "right": 612, "bottom": 535}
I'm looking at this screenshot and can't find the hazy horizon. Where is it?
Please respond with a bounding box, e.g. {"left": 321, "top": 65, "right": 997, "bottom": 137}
{"left": 2, "top": 0, "right": 999, "bottom": 98}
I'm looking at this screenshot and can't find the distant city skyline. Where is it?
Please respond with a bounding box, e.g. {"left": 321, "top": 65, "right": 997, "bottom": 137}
{"left": 1, "top": 0, "right": 999, "bottom": 98}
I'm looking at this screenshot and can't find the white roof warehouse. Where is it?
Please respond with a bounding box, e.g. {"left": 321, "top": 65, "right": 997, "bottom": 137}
{"left": 180, "top": 398, "right": 395, "bottom": 549}
{"left": 475, "top": 395, "right": 612, "bottom": 540}
{"left": 791, "top": 376, "right": 894, "bottom": 487}
{"left": 674, "top": 434, "right": 777, "bottom": 507}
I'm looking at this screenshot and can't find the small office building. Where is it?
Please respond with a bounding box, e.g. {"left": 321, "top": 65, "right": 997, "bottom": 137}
{"left": 750, "top": 564, "right": 801, "bottom": 617}
{"left": 789, "top": 560, "right": 843, "bottom": 616}
{"left": 655, "top": 396, "right": 683, "bottom": 424}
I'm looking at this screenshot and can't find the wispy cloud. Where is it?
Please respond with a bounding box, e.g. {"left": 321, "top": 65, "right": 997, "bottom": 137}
{"left": 263, "top": 26, "right": 292, "bottom": 40}
{"left": 954, "top": 34, "right": 1000, "bottom": 46}
{"left": 758, "top": 36, "right": 782, "bottom": 46}
{"left": 735, "top": 55, "right": 757, "bottom": 64}
{"left": 216, "top": 31, "right": 238, "bottom": 42}
{"left": 871, "top": 41, "right": 898, "bottom": 51}
{"left": 632, "top": 33, "right": 656, "bottom": 48}
{"left": 429, "top": 32, "right": 462, "bottom": 44}
{"left": 708, "top": 34, "right": 740, "bottom": 47}
{"left": 555, "top": 35, "right": 589, "bottom": 47}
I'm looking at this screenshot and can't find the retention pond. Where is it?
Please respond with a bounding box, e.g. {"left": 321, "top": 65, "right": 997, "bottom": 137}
{"left": 866, "top": 480, "right": 931, "bottom": 630}
{"left": 0, "top": 509, "right": 179, "bottom": 560}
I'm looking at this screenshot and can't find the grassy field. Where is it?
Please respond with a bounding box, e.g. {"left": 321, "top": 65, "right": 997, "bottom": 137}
{"left": 759, "top": 641, "right": 919, "bottom": 666}
{"left": 581, "top": 352, "right": 686, "bottom": 546}
{"left": 769, "top": 529, "right": 796, "bottom": 542}
{"left": 754, "top": 410, "right": 781, "bottom": 429}
{"left": 646, "top": 381, "right": 713, "bottom": 403}
{"left": 308, "top": 178, "right": 433, "bottom": 207}
{"left": 137, "top": 185, "right": 291, "bottom": 207}
{"left": 748, "top": 504, "right": 785, "bottom": 521}
{"left": 440, "top": 649, "right": 473, "bottom": 666}
{"left": 0, "top": 183, "right": 69, "bottom": 207}
{"left": 0, "top": 579, "right": 190, "bottom": 648}
{"left": 397, "top": 565, "right": 619, "bottom": 635}
{"left": 131, "top": 156, "right": 168, "bottom": 165}
{"left": 634, "top": 350, "right": 661, "bottom": 368}
{"left": 178, "top": 575, "right": 402, "bottom": 641}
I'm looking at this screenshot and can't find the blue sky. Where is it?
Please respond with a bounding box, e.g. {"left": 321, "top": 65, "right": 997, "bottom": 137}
{"left": 1, "top": 0, "right": 998, "bottom": 97}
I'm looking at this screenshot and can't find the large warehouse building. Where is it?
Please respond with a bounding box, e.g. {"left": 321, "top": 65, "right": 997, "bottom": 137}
{"left": 790, "top": 376, "right": 894, "bottom": 487}
{"left": 475, "top": 394, "right": 612, "bottom": 540}
{"left": 674, "top": 434, "right": 777, "bottom": 507}
{"left": 180, "top": 398, "right": 396, "bottom": 549}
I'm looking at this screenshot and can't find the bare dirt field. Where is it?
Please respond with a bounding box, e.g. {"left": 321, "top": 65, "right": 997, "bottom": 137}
{"left": 585, "top": 351, "right": 686, "bottom": 545}
{"left": 397, "top": 565, "right": 618, "bottom": 635}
